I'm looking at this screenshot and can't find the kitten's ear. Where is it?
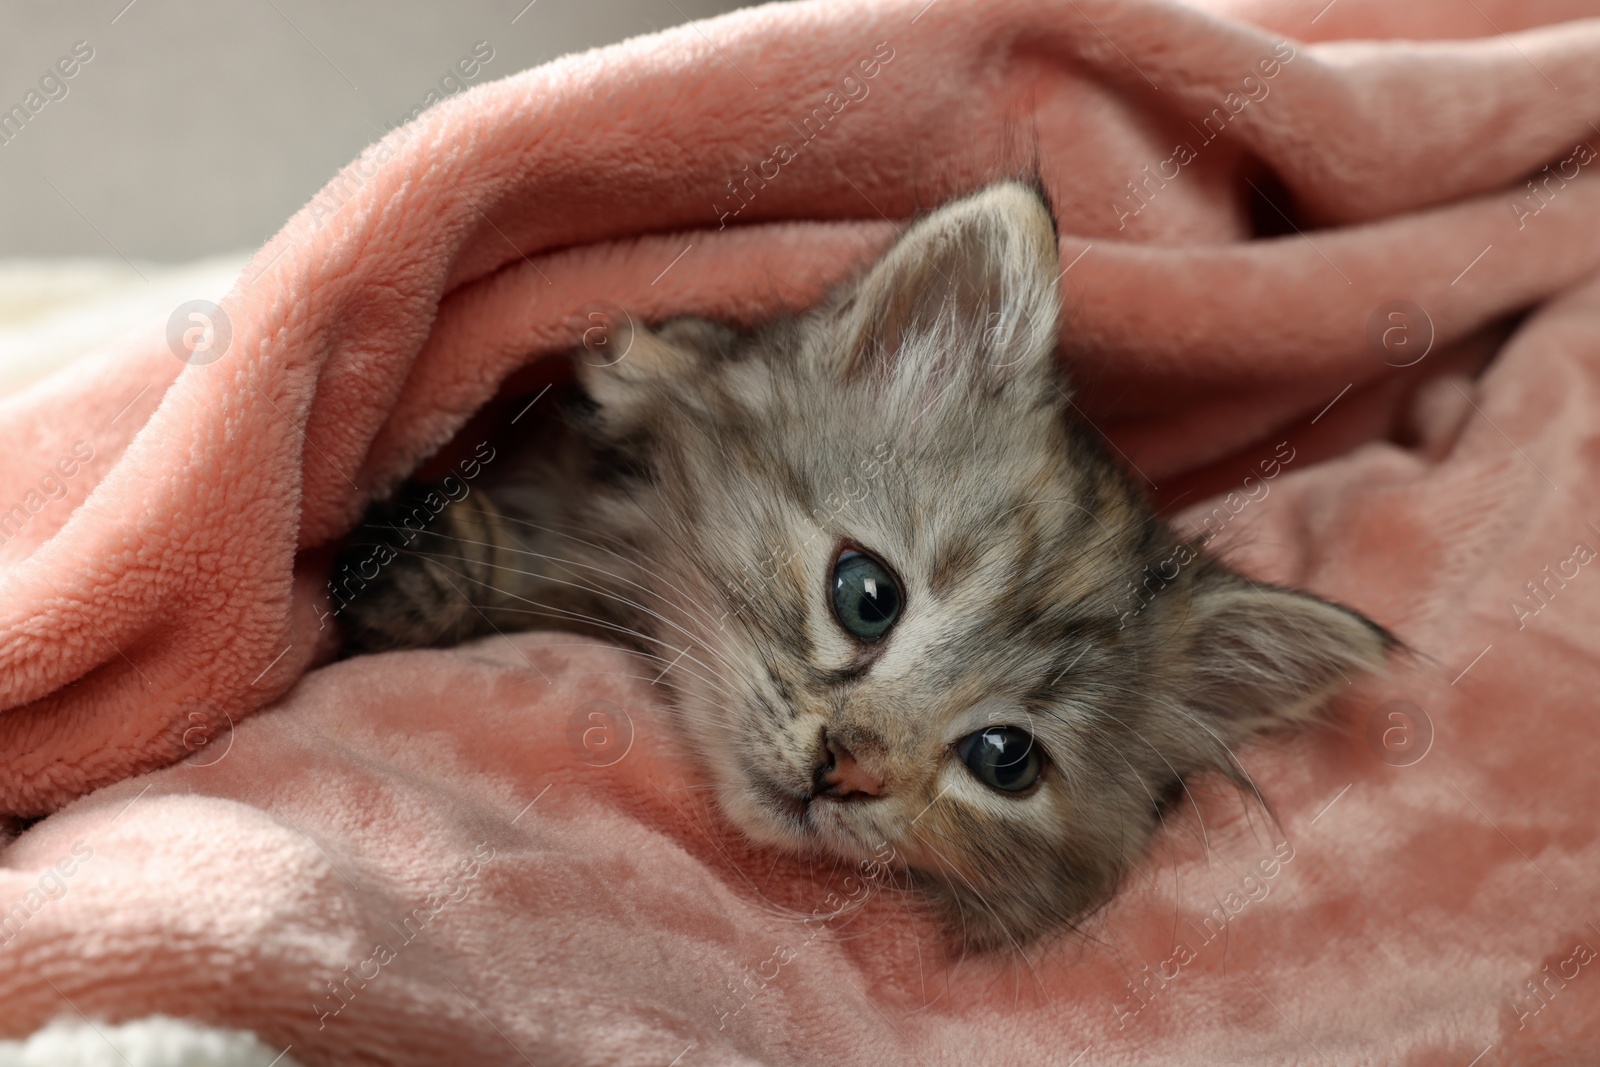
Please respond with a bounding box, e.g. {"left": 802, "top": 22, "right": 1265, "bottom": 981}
{"left": 831, "top": 180, "right": 1063, "bottom": 402}
{"left": 1183, "top": 569, "right": 1392, "bottom": 735}
{"left": 574, "top": 315, "right": 734, "bottom": 435}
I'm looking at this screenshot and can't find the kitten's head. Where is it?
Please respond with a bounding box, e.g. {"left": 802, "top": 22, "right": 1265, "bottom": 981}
{"left": 576, "top": 181, "right": 1389, "bottom": 950}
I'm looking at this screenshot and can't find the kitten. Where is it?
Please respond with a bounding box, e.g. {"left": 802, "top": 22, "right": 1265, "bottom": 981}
{"left": 334, "top": 181, "right": 1392, "bottom": 950}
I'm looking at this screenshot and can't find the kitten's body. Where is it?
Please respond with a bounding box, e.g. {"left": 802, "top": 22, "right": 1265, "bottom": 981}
{"left": 337, "top": 182, "right": 1390, "bottom": 950}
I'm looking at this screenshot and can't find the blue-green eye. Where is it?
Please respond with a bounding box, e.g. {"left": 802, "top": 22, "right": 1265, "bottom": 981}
{"left": 957, "top": 727, "right": 1041, "bottom": 793}
{"left": 830, "top": 549, "right": 902, "bottom": 641}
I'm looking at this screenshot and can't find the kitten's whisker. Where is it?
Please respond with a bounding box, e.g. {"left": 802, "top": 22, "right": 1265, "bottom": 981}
{"left": 537, "top": 479, "right": 813, "bottom": 675}
{"left": 1062, "top": 748, "right": 1190, "bottom": 953}
{"left": 484, "top": 509, "right": 654, "bottom": 565}
{"left": 1084, "top": 792, "right": 1160, "bottom": 894}
{"left": 403, "top": 544, "right": 744, "bottom": 689}
{"left": 434, "top": 534, "right": 749, "bottom": 680}
{"left": 484, "top": 511, "right": 733, "bottom": 628}
{"left": 486, "top": 605, "right": 740, "bottom": 703}
{"left": 367, "top": 522, "right": 741, "bottom": 676}
{"left": 1096, "top": 711, "right": 1217, "bottom": 883}
{"left": 983, "top": 494, "right": 1127, "bottom": 553}
{"left": 908, "top": 826, "right": 1047, "bottom": 999}
{"left": 1096, "top": 681, "right": 1269, "bottom": 813}
{"left": 1079, "top": 740, "right": 1188, "bottom": 946}
{"left": 360, "top": 520, "right": 676, "bottom": 610}
{"left": 394, "top": 549, "right": 741, "bottom": 703}
{"left": 647, "top": 782, "right": 850, "bottom": 928}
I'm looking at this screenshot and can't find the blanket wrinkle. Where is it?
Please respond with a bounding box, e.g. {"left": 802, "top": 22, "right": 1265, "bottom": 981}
{"left": 4, "top": 0, "right": 1600, "bottom": 1062}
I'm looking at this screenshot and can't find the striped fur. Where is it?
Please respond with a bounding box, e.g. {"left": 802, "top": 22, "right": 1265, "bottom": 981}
{"left": 336, "top": 182, "right": 1391, "bottom": 950}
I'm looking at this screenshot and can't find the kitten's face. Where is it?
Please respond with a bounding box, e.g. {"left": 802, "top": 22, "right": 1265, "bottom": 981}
{"left": 579, "top": 183, "right": 1387, "bottom": 949}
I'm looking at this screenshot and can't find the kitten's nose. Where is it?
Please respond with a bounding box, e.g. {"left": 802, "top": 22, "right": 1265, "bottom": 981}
{"left": 813, "top": 729, "right": 884, "bottom": 800}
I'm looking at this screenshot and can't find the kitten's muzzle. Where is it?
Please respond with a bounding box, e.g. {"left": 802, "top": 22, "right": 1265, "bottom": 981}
{"left": 813, "top": 729, "right": 885, "bottom": 801}
{"left": 752, "top": 770, "right": 812, "bottom": 824}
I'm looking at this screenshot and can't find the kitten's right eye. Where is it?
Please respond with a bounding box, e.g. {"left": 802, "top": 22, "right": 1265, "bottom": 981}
{"left": 957, "top": 727, "right": 1041, "bottom": 793}
{"left": 830, "top": 548, "right": 902, "bottom": 641}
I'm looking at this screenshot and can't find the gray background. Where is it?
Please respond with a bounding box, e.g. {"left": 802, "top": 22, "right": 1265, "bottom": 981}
{"left": 0, "top": 0, "right": 754, "bottom": 263}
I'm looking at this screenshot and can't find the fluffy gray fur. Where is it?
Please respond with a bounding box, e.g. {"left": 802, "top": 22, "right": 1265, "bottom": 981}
{"left": 335, "top": 181, "right": 1391, "bottom": 950}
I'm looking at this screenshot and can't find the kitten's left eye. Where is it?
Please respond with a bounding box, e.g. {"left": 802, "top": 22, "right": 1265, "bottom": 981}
{"left": 830, "top": 548, "right": 902, "bottom": 641}
{"left": 957, "top": 727, "right": 1041, "bottom": 793}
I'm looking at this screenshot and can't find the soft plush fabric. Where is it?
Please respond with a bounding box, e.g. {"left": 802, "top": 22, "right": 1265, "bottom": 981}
{"left": 4, "top": 0, "right": 1600, "bottom": 1062}
{"left": 0, "top": 1016, "right": 303, "bottom": 1067}
{"left": 0, "top": 254, "right": 248, "bottom": 396}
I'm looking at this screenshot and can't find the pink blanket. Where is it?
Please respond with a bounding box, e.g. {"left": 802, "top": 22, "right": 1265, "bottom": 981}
{"left": 6, "top": 0, "right": 1600, "bottom": 1061}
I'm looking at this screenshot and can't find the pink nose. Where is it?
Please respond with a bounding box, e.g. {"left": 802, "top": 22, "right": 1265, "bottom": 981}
{"left": 815, "top": 733, "right": 884, "bottom": 799}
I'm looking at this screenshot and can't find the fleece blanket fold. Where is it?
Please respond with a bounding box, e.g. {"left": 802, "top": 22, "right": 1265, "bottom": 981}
{"left": 4, "top": 0, "right": 1600, "bottom": 1062}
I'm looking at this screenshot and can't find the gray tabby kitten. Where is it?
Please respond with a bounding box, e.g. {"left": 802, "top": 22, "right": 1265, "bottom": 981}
{"left": 335, "top": 181, "right": 1392, "bottom": 950}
